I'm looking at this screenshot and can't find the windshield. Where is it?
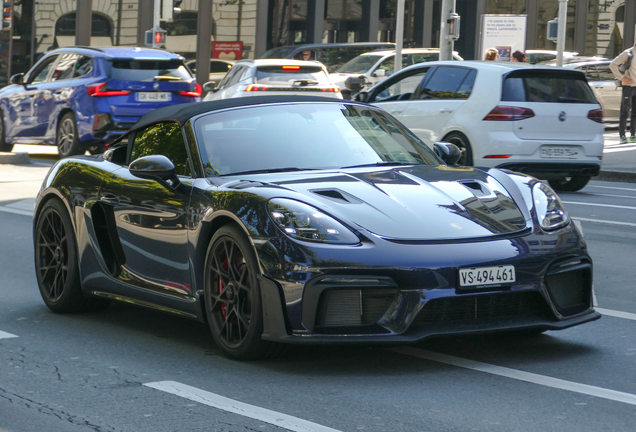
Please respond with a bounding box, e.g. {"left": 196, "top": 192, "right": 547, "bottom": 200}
{"left": 337, "top": 55, "right": 383, "bottom": 74}
{"left": 255, "top": 66, "right": 330, "bottom": 85}
{"left": 194, "top": 103, "right": 441, "bottom": 176}
{"left": 261, "top": 47, "right": 296, "bottom": 59}
{"left": 105, "top": 59, "right": 192, "bottom": 81}
{"left": 502, "top": 70, "right": 596, "bottom": 103}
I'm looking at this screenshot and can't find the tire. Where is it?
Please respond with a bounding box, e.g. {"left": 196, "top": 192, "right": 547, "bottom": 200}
{"left": 56, "top": 112, "right": 82, "bottom": 158}
{"left": 204, "top": 224, "right": 278, "bottom": 360}
{"left": 0, "top": 112, "right": 14, "bottom": 152}
{"left": 442, "top": 131, "right": 473, "bottom": 166}
{"left": 34, "top": 199, "right": 108, "bottom": 313}
{"left": 548, "top": 175, "right": 591, "bottom": 192}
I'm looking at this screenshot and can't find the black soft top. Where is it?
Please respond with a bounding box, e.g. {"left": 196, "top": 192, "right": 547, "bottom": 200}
{"left": 133, "top": 95, "right": 346, "bottom": 130}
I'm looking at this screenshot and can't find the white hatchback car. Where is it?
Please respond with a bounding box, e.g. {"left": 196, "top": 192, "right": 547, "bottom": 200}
{"left": 355, "top": 61, "right": 604, "bottom": 192}
{"left": 203, "top": 59, "right": 342, "bottom": 101}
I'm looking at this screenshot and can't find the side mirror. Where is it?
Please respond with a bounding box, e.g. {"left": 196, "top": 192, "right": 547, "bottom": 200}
{"left": 433, "top": 141, "right": 462, "bottom": 165}
{"left": 353, "top": 91, "right": 369, "bottom": 103}
{"left": 129, "top": 155, "right": 179, "bottom": 188}
{"left": 10, "top": 73, "right": 24, "bottom": 85}
{"left": 345, "top": 75, "right": 368, "bottom": 93}
{"left": 373, "top": 69, "right": 386, "bottom": 78}
{"left": 203, "top": 81, "right": 217, "bottom": 92}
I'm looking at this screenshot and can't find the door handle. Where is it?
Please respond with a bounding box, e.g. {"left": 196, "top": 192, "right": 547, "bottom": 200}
{"left": 390, "top": 109, "right": 404, "bottom": 114}
{"left": 100, "top": 194, "right": 119, "bottom": 205}
{"left": 439, "top": 108, "right": 454, "bottom": 114}
{"left": 594, "top": 85, "right": 603, "bottom": 89}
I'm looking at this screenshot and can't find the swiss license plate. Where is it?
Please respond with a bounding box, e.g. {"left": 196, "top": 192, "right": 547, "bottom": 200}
{"left": 458, "top": 265, "right": 516, "bottom": 288}
{"left": 136, "top": 92, "right": 172, "bottom": 102}
{"left": 541, "top": 146, "right": 578, "bottom": 159}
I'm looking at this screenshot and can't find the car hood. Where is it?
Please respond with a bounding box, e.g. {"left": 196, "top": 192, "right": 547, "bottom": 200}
{"left": 230, "top": 165, "right": 529, "bottom": 241}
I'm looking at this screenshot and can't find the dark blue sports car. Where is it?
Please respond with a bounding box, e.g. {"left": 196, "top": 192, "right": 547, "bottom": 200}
{"left": 33, "top": 96, "right": 600, "bottom": 360}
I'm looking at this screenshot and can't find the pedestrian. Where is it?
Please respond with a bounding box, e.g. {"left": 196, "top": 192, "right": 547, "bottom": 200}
{"left": 484, "top": 48, "right": 498, "bottom": 61}
{"left": 511, "top": 50, "right": 525, "bottom": 62}
{"left": 610, "top": 42, "right": 636, "bottom": 144}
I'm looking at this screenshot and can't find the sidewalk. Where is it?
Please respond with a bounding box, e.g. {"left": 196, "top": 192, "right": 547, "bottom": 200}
{"left": 597, "top": 129, "right": 636, "bottom": 183}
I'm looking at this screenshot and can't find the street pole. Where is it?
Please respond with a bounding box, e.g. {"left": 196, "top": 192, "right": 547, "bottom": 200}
{"left": 439, "top": 0, "right": 454, "bottom": 61}
{"left": 394, "top": 0, "right": 405, "bottom": 73}
{"left": 153, "top": 0, "right": 161, "bottom": 47}
{"left": 556, "top": 0, "right": 568, "bottom": 67}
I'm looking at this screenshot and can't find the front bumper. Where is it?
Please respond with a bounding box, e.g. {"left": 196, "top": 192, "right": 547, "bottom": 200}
{"left": 258, "top": 226, "right": 600, "bottom": 344}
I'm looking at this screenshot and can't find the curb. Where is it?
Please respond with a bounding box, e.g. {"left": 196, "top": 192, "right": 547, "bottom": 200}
{"left": 597, "top": 170, "right": 636, "bottom": 183}
{"left": 0, "top": 152, "right": 30, "bottom": 165}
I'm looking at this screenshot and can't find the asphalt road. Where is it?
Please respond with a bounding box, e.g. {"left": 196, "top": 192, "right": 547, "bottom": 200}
{"left": 1, "top": 152, "right": 635, "bottom": 432}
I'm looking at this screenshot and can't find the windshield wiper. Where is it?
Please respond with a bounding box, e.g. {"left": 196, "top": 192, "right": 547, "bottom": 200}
{"left": 224, "top": 167, "right": 319, "bottom": 176}
{"left": 341, "top": 161, "right": 417, "bottom": 169}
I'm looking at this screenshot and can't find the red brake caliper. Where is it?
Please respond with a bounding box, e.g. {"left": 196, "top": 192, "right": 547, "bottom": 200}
{"left": 219, "top": 258, "right": 229, "bottom": 317}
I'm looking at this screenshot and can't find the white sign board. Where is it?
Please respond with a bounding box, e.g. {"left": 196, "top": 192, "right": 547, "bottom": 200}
{"left": 480, "top": 15, "right": 527, "bottom": 62}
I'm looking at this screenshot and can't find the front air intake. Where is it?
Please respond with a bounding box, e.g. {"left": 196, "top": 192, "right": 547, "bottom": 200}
{"left": 315, "top": 288, "right": 398, "bottom": 329}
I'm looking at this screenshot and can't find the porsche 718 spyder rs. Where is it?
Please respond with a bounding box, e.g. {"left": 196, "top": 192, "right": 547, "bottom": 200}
{"left": 33, "top": 95, "right": 600, "bottom": 360}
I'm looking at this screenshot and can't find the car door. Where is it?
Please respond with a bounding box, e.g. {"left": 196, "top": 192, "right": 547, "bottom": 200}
{"left": 594, "top": 63, "right": 621, "bottom": 121}
{"left": 368, "top": 66, "right": 430, "bottom": 123}
{"left": 99, "top": 121, "right": 195, "bottom": 297}
{"left": 35, "top": 52, "right": 80, "bottom": 138}
{"left": 399, "top": 66, "right": 477, "bottom": 145}
{"left": 9, "top": 55, "right": 58, "bottom": 138}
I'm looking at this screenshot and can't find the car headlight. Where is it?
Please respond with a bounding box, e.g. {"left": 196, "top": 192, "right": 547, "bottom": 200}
{"left": 532, "top": 182, "right": 570, "bottom": 230}
{"left": 268, "top": 198, "right": 360, "bottom": 244}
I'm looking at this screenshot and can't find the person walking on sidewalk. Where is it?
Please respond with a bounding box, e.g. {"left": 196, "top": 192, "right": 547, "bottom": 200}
{"left": 610, "top": 43, "right": 636, "bottom": 144}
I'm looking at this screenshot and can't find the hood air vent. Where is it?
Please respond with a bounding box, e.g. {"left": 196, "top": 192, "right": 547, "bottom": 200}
{"left": 459, "top": 180, "right": 495, "bottom": 198}
{"left": 311, "top": 189, "right": 362, "bottom": 204}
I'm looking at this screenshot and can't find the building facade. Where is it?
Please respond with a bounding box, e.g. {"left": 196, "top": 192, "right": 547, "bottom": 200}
{"left": 0, "top": 0, "right": 634, "bottom": 86}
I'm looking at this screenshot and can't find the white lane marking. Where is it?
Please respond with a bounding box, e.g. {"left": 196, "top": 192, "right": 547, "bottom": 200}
{"left": 596, "top": 308, "right": 636, "bottom": 321}
{"left": 144, "top": 381, "right": 342, "bottom": 432}
{"left": 388, "top": 347, "right": 636, "bottom": 406}
{"left": 587, "top": 185, "right": 636, "bottom": 192}
{"left": 573, "top": 217, "right": 636, "bottom": 228}
{"left": 0, "top": 206, "right": 33, "bottom": 217}
{"left": 576, "top": 193, "right": 636, "bottom": 200}
{"left": 0, "top": 330, "right": 18, "bottom": 339}
{"left": 562, "top": 201, "right": 636, "bottom": 210}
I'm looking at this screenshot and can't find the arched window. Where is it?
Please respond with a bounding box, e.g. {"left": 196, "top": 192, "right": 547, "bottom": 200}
{"left": 55, "top": 12, "right": 112, "bottom": 37}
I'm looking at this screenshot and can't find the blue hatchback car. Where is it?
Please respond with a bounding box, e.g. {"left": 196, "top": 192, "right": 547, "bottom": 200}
{"left": 0, "top": 46, "right": 201, "bottom": 157}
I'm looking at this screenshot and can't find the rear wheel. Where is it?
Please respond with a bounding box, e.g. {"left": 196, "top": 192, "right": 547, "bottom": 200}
{"left": 204, "top": 224, "right": 277, "bottom": 360}
{"left": 0, "top": 112, "right": 14, "bottom": 152}
{"left": 56, "top": 113, "right": 82, "bottom": 158}
{"left": 548, "top": 175, "right": 591, "bottom": 192}
{"left": 34, "top": 199, "right": 108, "bottom": 312}
{"left": 442, "top": 131, "right": 473, "bottom": 166}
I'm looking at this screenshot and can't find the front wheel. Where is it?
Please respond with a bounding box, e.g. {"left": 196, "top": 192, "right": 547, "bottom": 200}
{"left": 56, "top": 113, "right": 82, "bottom": 158}
{"left": 34, "top": 199, "right": 108, "bottom": 312}
{"left": 442, "top": 131, "right": 473, "bottom": 166}
{"left": 204, "top": 224, "right": 277, "bottom": 360}
{"left": 548, "top": 175, "right": 591, "bottom": 192}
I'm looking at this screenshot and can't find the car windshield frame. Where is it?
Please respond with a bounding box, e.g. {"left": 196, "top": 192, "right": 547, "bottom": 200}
{"left": 192, "top": 102, "right": 442, "bottom": 177}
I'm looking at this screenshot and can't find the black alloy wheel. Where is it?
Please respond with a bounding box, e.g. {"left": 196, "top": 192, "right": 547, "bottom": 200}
{"left": 548, "top": 175, "right": 591, "bottom": 192}
{"left": 34, "top": 199, "right": 107, "bottom": 312}
{"left": 204, "top": 224, "right": 275, "bottom": 360}
{"left": 443, "top": 131, "right": 473, "bottom": 166}
{"left": 0, "top": 112, "right": 14, "bottom": 152}
{"left": 56, "top": 112, "right": 82, "bottom": 158}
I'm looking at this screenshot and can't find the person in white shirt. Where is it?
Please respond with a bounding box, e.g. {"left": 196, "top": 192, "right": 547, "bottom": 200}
{"left": 610, "top": 43, "right": 636, "bottom": 144}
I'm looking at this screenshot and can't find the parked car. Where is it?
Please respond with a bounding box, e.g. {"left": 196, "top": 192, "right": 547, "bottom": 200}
{"left": 202, "top": 59, "right": 342, "bottom": 101}
{"left": 525, "top": 50, "right": 579, "bottom": 64}
{"left": 330, "top": 48, "right": 463, "bottom": 91}
{"left": 33, "top": 95, "right": 599, "bottom": 360}
{"left": 260, "top": 42, "right": 396, "bottom": 72}
{"left": 0, "top": 47, "right": 201, "bottom": 157}
{"left": 185, "top": 58, "right": 235, "bottom": 83}
{"left": 354, "top": 61, "right": 604, "bottom": 192}
{"left": 542, "top": 57, "right": 618, "bottom": 123}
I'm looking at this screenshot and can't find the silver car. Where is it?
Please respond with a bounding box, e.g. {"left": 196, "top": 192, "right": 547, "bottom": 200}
{"left": 543, "top": 57, "right": 618, "bottom": 123}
